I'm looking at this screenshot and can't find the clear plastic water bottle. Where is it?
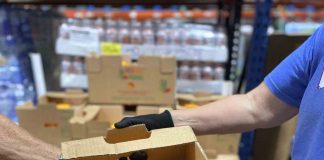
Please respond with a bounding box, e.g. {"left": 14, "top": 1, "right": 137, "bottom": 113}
{"left": 190, "top": 63, "right": 201, "bottom": 80}
{"left": 61, "top": 56, "right": 72, "bottom": 74}
{"left": 94, "top": 18, "right": 105, "bottom": 42}
{"left": 130, "top": 20, "right": 142, "bottom": 44}
{"left": 118, "top": 20, "right": 130, "bottom": 44}
{"left": 202, "top": 64, "right": 213, "bottom": 80}
{"left": 105, "top": 20, "right": 118, "bottom": 42}
{"left": 59, "top": 18, "right": 71, "bottom": 39}
{"left": 156, "top": 22, "right": 168, "bottom": 45}
{"left": 178, "top": 61, "right": 190, "bottom": 79}
{"left": 72, "top": 57, "right": 84, "bottom": 74}
{"left": 214, "top": 65, "right": 225, "bottom": 80}
{"left": 142, "top": 20, "right": 155, "bottom": 45}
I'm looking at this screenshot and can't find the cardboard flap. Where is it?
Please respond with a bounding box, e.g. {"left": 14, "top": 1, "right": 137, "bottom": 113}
{"left": 16, "top": 101, "right": 34, "bottom": 110}
{"left": 160, "top": 56, "right": 176, "bottom": 74}
{"left": 38, "top": 96, "right": 49, "bottom": 105}
{"left": 61, "top": 126, "right": 198, "bottom": 159}
{"left": 38, "top": 103, "right": 56, "bottom": 110}
{"left": 105, "top": 125, "right": 151, "bottom": 144}
{"left": 86, "top": 55, "right": 101, "bottom": 73}
{"left": 70, "top": 106, "right": 101, "bottom": 124}
{"left": 46, "top": 91, "right": 88, "bottom": 99}
{"left": 65, "top": 89, "right": 84, "bottom": 94}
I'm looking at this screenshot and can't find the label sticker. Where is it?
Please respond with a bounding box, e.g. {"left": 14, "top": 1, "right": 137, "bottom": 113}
{"left": 319, "top": 71, "right": 324, "bottom": 88}
{"left": 101, "top": 42, "right": 122, "bottom": 55}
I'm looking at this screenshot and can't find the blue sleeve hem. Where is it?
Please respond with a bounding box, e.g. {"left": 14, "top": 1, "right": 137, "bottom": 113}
{"left": 264, "top": 76, "right": 300, "bottom": 108}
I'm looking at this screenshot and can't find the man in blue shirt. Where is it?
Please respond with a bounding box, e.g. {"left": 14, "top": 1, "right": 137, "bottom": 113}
{"left": 116, "top": 25, "right": 324, "bottom": 159}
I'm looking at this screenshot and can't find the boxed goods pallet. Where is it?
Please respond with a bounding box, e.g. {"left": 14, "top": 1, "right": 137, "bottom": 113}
{"left": 61, "top": 125, "right": 208, "bottom": 160}
{"left": 17, "top": 96, "right": 171, "bottom": 146}
{"left": 86, "top": 55, "right": 176, "bottom": 105}
{"left": 16, "top": 91, "right": 88, "bottom": 146}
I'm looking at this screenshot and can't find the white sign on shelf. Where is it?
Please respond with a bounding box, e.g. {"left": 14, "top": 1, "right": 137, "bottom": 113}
{"left": 56, "top": 27, "right": 100, "bottom": 56}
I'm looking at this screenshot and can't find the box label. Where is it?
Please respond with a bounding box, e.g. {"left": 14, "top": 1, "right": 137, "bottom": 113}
{"left": 101, "top": 42, "right": 122, "bottom": 55}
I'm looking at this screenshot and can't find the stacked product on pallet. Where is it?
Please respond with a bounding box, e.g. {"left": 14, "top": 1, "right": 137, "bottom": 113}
{"left": 0, "top": 7, "right": 36, "bottom": 121}
{"left": 16, "top": 54, "right": 178, "bottom": 147}
{"left": 55, "top": 6, "right": 229, "bottom": 94}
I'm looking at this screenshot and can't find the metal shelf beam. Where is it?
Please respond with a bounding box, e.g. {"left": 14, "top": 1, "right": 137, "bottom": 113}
{"left": 4, "top": 0, "right": 234, "bottom": 5}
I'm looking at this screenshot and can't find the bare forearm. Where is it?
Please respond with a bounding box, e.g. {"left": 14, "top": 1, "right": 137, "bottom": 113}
{"left": 172, "top": 94, "right": 259, "bottom": 135}
{"left": 0, "top": 115, "right": 60, "bottom": 160}
{"left": 171, "top": 83, "right": 298, "bottom": 135}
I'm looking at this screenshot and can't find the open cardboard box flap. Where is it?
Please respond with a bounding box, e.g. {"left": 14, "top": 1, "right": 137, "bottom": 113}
{"left": 38, "top": 90, "right": 88, "bottom": 106}
{"left": 70, "top": 105, "right": 101, "bottom": 124}
{"left": 61, "top": 125, "right": 205, "bottom": 160}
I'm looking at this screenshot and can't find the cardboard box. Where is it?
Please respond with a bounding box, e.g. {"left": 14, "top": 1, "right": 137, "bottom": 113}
{"left": 40, "top": 90, "right": 88, "bottom": 105}
{"left": 177, "top": 93, "right": 225, "bottom": 107}
{"left": 176, "top": 106, "right": 240, "bottom": 159}
{"left": 69, "top": 105, "right": 124, "bottom": 140}
{"left": 61, "top": 125, "right": 208, "bottom": 160}
{"left": 86, "top": 55, "right": 176, "bottom": 105}
{"left": 16, "top": 102, "right": 74, "bottom": 147}
{"left": 16, "top": 91, "right": 87, "bottom": 146}
{"left": 69, "top": 105, "right": 172, "bottom": 139}
{"left": 197, "top": 134, "right": 241, "bottom": 159}
{"left": 215, "top": 154, "right": 240, "bottom": 160}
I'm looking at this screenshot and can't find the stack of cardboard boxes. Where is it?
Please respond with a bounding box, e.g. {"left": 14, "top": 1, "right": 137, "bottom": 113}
{"left": 17, "top": 55, "right": 240, "bottom": 160}
{"left": 17, "top": 55, "right": 176, "bottom": 144}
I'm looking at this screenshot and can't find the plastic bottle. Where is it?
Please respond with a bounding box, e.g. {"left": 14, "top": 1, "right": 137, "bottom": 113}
{"left": 94, "top": 18, "right": 105, "bottom": 42}
{"left": 214, "top": 65, "right": 225, "bottom": 80}
{"left": 105, "top": 20, "right": 118, "bottom": 42}
{"left": 183, "top": 24, "right": 203, "bottom": 46}
{"left": 142, "top": 20, "right": 155, "bottom": 45}
{"left": 72, "top": 57, "right": 84, "bottom": 74}
{"left": 178, "top": 61, "right": 190, "bottom": 79}
{"left": 61, "top": 56, "right": 72, "bottom": 74}
{"left": 118, "top": 20, "right": 130, "bottom": 44}
{"left": 190, "top": 63, "right": 201, "bottom": 80}
{"left": 81, "top": 18, "right": 93, "bottom": 29}
{"left": 214, "top": 26, "right": 227, "bottom": 46}
{"left": 130, "top": 20, "right": 142, "bottom": 44}
{"left": 203, "top": 26, "right": 217, "bottom": 46}
{"left": 156, "top": 22, "right": 168, "bottom": 45}
{"left": 59, "top": 18, "right": 71, "bottom": 39}
{"left": 169, "top": 22, "right": 183, "bottom": 45}
{"left": 202, "top": 64, "right": 213, "bottom": 80}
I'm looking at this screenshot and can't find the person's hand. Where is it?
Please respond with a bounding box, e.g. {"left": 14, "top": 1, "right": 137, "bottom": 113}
{"left": 115, "top": 110, "right": 173, "bottom": 160}
{"left": 115, "top": 110, "right": 174, "bottom": 130}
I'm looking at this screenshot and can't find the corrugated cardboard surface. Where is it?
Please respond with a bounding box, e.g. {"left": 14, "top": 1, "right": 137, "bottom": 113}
{"left": 136, "top": 106, "right": 172, "bottom": 116}
{"left": 69, "top": 105, "right": 124, "bottom": 140}
{"left": 214, "top": 154, "right": 240, "bottom": 160}
{"left": 42, "top": 91, "right": 88, "bottom": 105}
{"left": 253, "top": 116, "right": 297, "bottom": 160}
{"left": 16, "top": 102, "right": 74, "bottom": 146}
{"left": 16, "top": 91, "right": 88, "bottom": 146}
{"left": 62, "top": 125, "right": 207, "bottom": 160}
{"left": 86, "top": 55, "right": 176, "bottom": 105}
{"left": 197, "top": 134, "right": 241, "bottom": 157}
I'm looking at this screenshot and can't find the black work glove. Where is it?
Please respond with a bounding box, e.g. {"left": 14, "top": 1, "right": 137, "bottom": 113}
{"left": 119, "top": 151, "right": 148, "bottom": 160}
{"left": 115, "top": 110, "right": 174, "bottom": 130}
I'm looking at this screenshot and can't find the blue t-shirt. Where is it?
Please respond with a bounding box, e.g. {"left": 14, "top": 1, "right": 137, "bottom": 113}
{"left": 264, "top": 24, "right": 324, "bottom": 160}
